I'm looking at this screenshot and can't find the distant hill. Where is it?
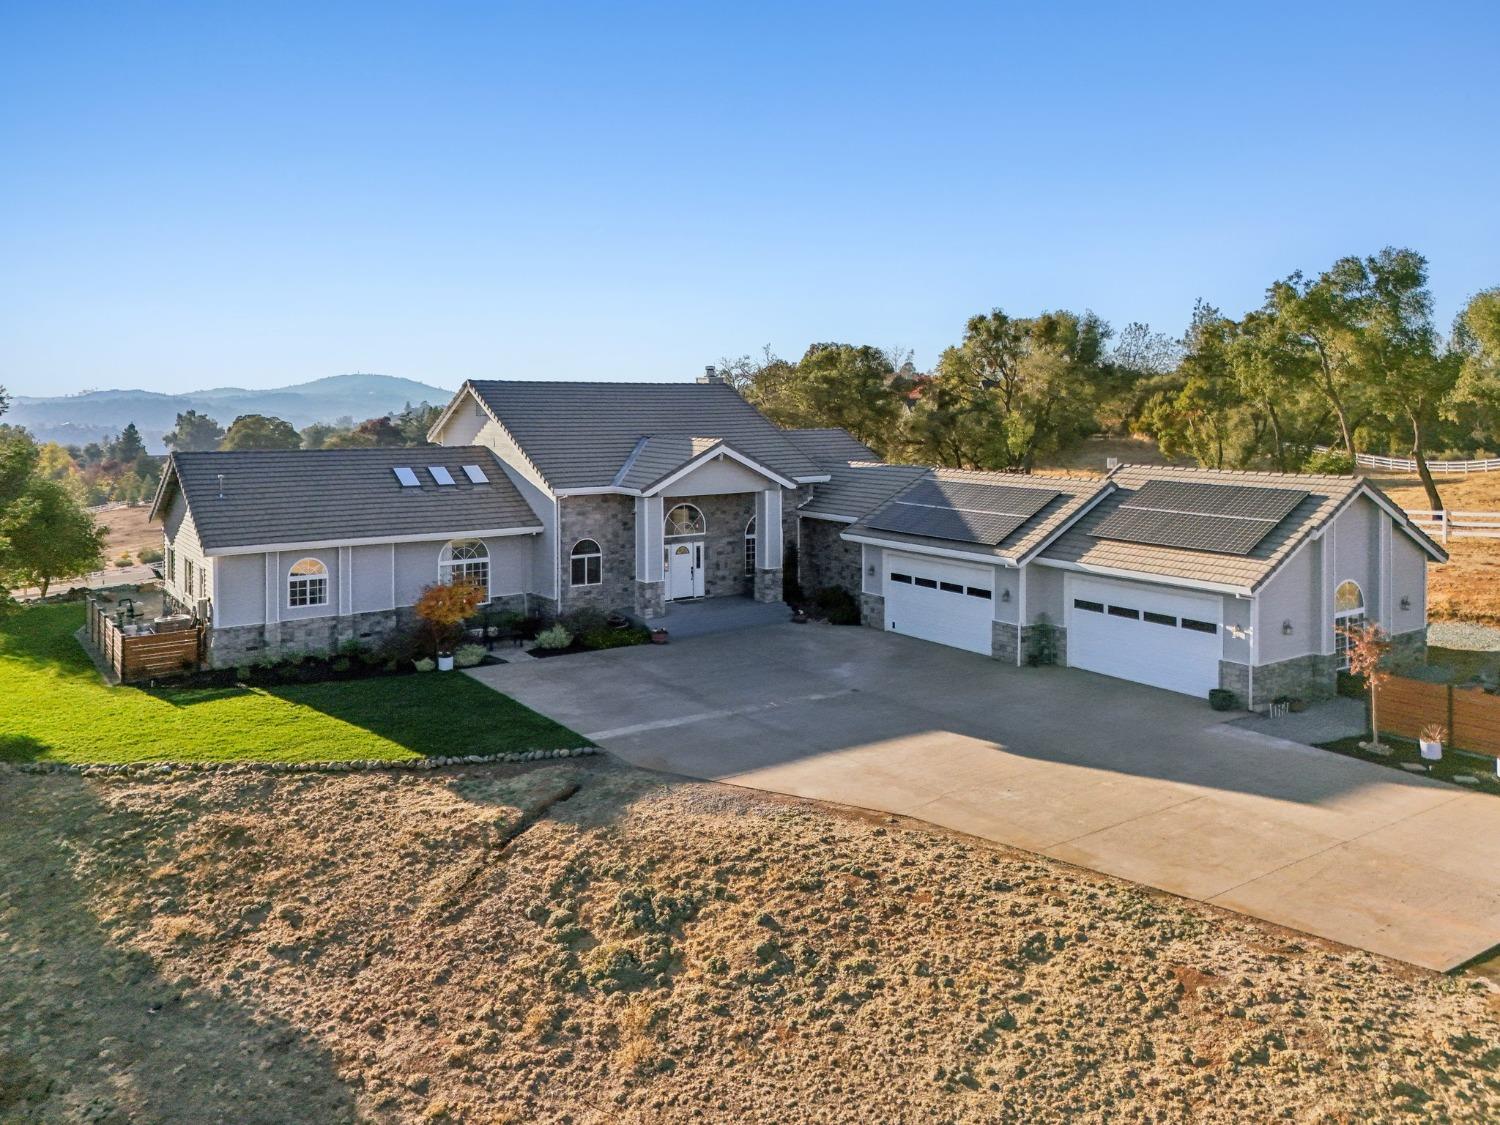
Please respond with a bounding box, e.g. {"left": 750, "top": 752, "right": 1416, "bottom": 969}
{"left": 7, "top": 373, "right": 457, "bottom": 452}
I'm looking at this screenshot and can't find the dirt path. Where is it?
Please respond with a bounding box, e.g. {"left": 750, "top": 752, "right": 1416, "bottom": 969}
{"left": 2, "top": 759, "right": 1498, "bottom": 1123}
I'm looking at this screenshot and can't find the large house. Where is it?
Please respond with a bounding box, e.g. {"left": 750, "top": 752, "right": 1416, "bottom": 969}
{"left": 150, "top": 377, "right": 1446, "bottom": 707}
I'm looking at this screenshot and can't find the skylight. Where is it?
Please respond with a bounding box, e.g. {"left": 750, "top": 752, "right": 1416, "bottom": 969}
{"left": 429, "top": 466, "right": 455, "bottom": 486}
{"left": 462, "top": 464, "right": 489, "bottom": 484}
{"left": 393, "top": 467, "right": 420, "bottom": 487}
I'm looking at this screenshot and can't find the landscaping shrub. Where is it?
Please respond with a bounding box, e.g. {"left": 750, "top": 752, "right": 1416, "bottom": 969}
{"left": 413, "top": 657, "right": 436, "bottom": 673}
{"left": 782, "top": 543, "right": 803, "bottom": 604}
{"left": 137, "top": 547, "right": 163, "bottom": 564}
{"left": 582, "top": 626, "right": 651, "bottom": 650}
{"left": 813, "top": 586, "right": 860, "bottom": 625}
{"left": 560, "top": 607, "right": 608, "bottom": 636}
{"left": 1303, "top": 447, "right": 1354, "bottom": 475}
{"left": 454, "top": 643, "right": 486, "bottom": 668}
{"left": 534, "top": 624, "right": 573, "bottom": 651}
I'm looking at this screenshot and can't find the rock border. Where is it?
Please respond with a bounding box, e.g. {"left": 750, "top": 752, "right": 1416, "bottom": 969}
{"left": 10, "top": 747, "right": 600, "bottom": 779}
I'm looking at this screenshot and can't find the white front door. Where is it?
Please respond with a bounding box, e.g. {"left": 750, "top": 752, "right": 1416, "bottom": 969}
{"left": 882, "top": 551, "right": 996, "bottom": 656}
{"left": 1065, "top": 574, "right": 1223, "bottom": 697}
{"left": 665, "top": 541, "right": 704, "bottom": 600}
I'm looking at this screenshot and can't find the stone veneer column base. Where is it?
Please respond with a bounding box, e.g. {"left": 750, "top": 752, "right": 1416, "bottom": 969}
{"left": 1018, "top": 622, "right": 1067, "bottom": 667}
{"left": 859, "top": 593, "right": 884, "bottom": 629}
{"left": 635, "top": 581, "right": 666, "bottom": 619}
{"left": 1221, "top": 652, "right": 1342, "bottom": 711}
{"left": 753, "top": 567, "right": 783, "bottom": 604}
{"left": 991, "top": 621, "right": 1022, "bottom": 663}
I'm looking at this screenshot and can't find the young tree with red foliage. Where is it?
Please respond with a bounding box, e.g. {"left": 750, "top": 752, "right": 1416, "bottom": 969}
{"left": 1341, "top": 622, "right": 1390, "bottom": 748}
{"left": 413, "top": 580, "right": 484, "bottom": 657}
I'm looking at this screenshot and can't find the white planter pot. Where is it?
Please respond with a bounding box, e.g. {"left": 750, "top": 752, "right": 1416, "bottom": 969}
{"left": 437, "top": 654, "right": 455, "bottom": 672}
{"left": 1419, "top": 739, "right": 1442, "bottom": 761}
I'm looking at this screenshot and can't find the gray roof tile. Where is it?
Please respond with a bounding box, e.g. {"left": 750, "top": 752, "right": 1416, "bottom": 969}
{"left": 467, "top": 381, "right": 825, "bottom": 490}
{"left": 155, "top": 446, "right": 542, "bottom": 551}
{"left": 798, "top": 462, "right": 931, "bottom": 521}
{"left": 782, "top": 428, "right": 879, "bottom": 466}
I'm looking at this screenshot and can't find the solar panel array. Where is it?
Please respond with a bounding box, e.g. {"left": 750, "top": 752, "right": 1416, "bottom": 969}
{"left": 1094, "top": 480, "right": 1308, "bottom": 555}
{"left": 866, "top": 479, "right": 1059, "bottom": 546}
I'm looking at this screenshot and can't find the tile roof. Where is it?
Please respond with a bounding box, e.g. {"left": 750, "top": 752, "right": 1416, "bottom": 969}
{"left": 466, "top": 381, "right": 826, "bottom": 490}
{"left": 1039, "top": 464, "right": 1368, "bottom": 590}
{"left": 782, "top": 428, "right": 879, "bottom": 466}
{"left": 798, "top": 461, "right": 931, "bottom": 521}
{"left": 846, "top": 468, "right": 1110, "bottom": 563}
{"left": 613, "top": 436, "right": 725, "bottom": 491}
{"left": 154, "top": 447, "right": 542, "bottom": 552}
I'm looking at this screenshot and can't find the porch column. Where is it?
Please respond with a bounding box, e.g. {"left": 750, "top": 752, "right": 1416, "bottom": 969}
{"left": 634, "top": 495, "right": 665, "bottom": 617}
{"left": 753, "top": 488, "right": 784, "bottom": 603}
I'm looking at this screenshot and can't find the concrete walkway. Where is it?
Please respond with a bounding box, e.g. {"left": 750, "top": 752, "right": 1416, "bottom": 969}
{"left": 644, "top": 595, "right": 791, "bottom": 639}
{"left": 469, "top": 624, "right": 1500, "bottom": 971}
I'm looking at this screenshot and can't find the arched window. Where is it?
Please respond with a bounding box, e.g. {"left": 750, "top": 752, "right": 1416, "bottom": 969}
{"left": 1334, "top": 580, "right": 1365, "bottom": 670}
{"left": 744, "top": 515, "right": 757, "bottom": 576}
{"left": 440, "top": 539, "right": 489, "bottom": 600}
{"left": 288, "top": 558, "right": 328, "bottom": 608}
{"left": 570, "top": 538, "right": 602, "bottom": 587}
{"left": 664, "top": 503, "right": 706, "bottom": 538}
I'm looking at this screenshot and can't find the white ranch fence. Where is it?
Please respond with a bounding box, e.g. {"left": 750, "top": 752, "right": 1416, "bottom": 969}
{"left": 1316, "top": 447, "right": 1500, "bottom": 474}
{"left": 1407, "top": 510, "right": 1500, "bottom": 544}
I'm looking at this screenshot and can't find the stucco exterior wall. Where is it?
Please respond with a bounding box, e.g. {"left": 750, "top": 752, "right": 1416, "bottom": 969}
{"left": 214, "top": 553, "right": 266, "bottom": 627}
{"left": 1023, "top": 564, "right": 1066, "bottom": 627}
{"left": 1255, "top": 540, "right": 1320, "bottom": 665}
{"left": 660, "top": 458, "right": 770, "bottom": 496}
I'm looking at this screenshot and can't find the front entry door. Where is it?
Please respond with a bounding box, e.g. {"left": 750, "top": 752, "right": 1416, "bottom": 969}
{"left": 665, "top": 541, "right": 705, "bottom": 600}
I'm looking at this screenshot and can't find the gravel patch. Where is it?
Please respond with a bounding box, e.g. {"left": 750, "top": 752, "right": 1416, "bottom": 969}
{"left": 1429, "top": 620, "right": 1500, "bottom": 652}
{"left": 3, "top": 760, "right": 1498, "bottom": 1123}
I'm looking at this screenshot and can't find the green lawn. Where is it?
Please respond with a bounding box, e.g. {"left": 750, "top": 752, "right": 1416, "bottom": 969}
{"left": 1317, "top": 732, "right": 1500, "bottom": 794}
{"left": 0, "top": 603, "right": 588, "bottom": 765}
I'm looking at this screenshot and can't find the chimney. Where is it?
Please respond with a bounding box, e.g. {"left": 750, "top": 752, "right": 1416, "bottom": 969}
{"left": 216, "top": 473, "right": 226, "bottom": 499}
{"left": 696, "top": 365, "right": 725, "bottom": 385}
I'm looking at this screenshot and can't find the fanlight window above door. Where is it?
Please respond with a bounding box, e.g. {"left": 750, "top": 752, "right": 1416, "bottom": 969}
{"left": 664, "top": 504, "right": 706, "bottom": 537}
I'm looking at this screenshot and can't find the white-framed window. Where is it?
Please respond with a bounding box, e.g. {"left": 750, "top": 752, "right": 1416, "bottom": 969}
{"left": 1334, "top": 579, "right": 1365, "bottom": 670}
{"left": 183, "top": 558, "right": 194, "bottom": 598}
{"left": 745, "top": 516, "right": 757, "bottom": 576}
{"left": 166, "top": 544, "right": 176, "bottom": 585}
{"left": 288, "top": 557, "right": 329, "bottom": 608}
{"left": 440, "top": 538, "right": 489, "bottom": 601}
{"left": 570, "top": 539, "right": 602, "bottom": 587}
{"left": 665, "top": 503, "right": 706, "bottom": 538}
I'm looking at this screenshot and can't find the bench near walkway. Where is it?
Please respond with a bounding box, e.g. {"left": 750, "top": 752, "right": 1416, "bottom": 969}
{"left": 469, "top": 623, "right": 1500, "bottom": 972}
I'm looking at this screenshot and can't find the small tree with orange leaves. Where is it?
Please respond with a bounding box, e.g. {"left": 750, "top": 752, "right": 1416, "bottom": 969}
{"left": 1341, "top": 621, "right": 1391, "bottom": 749}
{"left": 413, "top": 580, "right": 485, "bottom": 657}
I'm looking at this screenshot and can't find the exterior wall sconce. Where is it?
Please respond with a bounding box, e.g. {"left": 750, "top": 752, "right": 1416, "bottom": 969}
{"left": 867, "top": 564, "right": 876, "bottom": 576}
{"left": 1001, "top": 589, "right": 1011, "bottom": 602}
{"left": 1282, "top": 619, "right": 1294, "bottom": 635}
{"left": 1400, "top": 596, "right": 1411, "bottom": 611}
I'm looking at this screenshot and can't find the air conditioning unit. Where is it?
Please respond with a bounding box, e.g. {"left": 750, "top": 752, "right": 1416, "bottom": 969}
{"left": 195, "top": 598, "right": 213, "bottom": 624}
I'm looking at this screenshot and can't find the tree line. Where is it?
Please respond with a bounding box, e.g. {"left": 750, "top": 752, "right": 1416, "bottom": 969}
{"left": 724, "top": 247, "right": 1500, "bottom": 511}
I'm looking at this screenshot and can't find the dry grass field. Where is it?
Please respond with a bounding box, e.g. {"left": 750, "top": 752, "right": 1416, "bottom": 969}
{"left": 1369, "top": 472, "right": 1500, "bottom": 625}
{"left": 94, "top": 503, "right": 163, "bottom": 564}
{"left": 4, "top": 758, "right": 1497, "bottom": 1124}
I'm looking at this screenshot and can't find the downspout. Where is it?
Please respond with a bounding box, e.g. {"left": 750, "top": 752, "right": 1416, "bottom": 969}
{"left": 1248, "top": 594, "right": 1259, "bottom": 711}
{"left": 1015, "top": 566, "right": 1027, "bottom": 668}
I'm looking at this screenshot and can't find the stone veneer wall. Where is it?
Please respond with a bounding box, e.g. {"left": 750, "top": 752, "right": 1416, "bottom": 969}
{"left": 800, "top": 516, "right": 860, "bottom": 598}
{"left": 859, "top": 592, "right": 883, "bottom": 628}
{"left": 207, "top": 597, "right": 528, "bottom": 668}
{"left": 558, "top": 494, "right": 637, "bottom": 615}
{"left": 1219, "top": 650, "right": 1340, "bottom": 710}
{"left": 673, "top": 493, "right": 757, "bottom": 599}
{"left": 1388, "top": 628, "right": 1427, "bottom": 670}
{"left": 992, "top": 621, "right": 1021, "bottom": 664}
{"left": 1020, "top": 622, "right": 1066, "bottom": 667}
{"left": 636, "top": 581, "right": 666, "bottom": 619}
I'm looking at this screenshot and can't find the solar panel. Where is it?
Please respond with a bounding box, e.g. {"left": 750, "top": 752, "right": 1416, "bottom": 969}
{"left": 392, "top": 467, "right": 420, "bottom": 487}
{"left": 462, "top": 464, "right": 489, "bottom": 484}
{"left": 1094, "top": 480, "right": 1308, "bottom": 555}
{"left": 429, "top": 465, "right": 456, "bottom": 486}
{"left": 866, "top": 483, "right": 1058, "bottom": 546}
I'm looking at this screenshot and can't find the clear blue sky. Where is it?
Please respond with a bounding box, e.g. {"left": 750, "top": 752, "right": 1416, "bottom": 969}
{"left": 2, "top": 1, "right": 1496, "bottom": 398}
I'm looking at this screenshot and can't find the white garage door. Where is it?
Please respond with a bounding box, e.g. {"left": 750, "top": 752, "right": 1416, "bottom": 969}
{"left": 1065, "top": 574, "right": 1222, "bottom": 697}
{"left": 883, "top": 552, "right": 995, "bottom": 656}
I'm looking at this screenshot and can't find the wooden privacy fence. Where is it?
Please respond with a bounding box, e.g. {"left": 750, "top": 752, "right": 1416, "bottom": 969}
{"left": 1379, "top": 674, "right": 1500, "bottom": 758}
{"left": 1404, "top": 510, "right": 1500, "bottom": 544}
{"left": 86, "top": 596, "right": 202, "bottom": 683}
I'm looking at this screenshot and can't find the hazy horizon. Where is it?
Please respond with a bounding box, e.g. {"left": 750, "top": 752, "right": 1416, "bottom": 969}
{"left": 3, "top": 1, "right": 1496, "bottom": 399}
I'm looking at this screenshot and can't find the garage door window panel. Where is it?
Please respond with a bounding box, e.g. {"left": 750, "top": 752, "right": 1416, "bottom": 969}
{"left": 1143, "top": 611, "right": 1177, "bottom": 626}
{"left": 1181, "top": 618, "right": 1217, "bottom": 634}
{"left": 915, "top": 577, "right": 938, "bottom": 589}
{"left": 891, "top": 573, "right": 912, "bottom": 584}
{"left": 1074, "top": 599, "right": 1104, "bottom": 613}
{"left": 1108, "top": 605, "right": 1140, "bottom": 619}
{"left": 966, "top": 587, "right": 991, "bottom": 599}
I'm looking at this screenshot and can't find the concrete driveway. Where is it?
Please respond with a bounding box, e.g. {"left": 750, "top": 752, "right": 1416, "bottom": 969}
{"left": 470, "top": 623, "right": 1500, "bottom": 971}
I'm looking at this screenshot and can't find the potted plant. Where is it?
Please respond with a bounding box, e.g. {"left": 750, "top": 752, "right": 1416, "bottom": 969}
{"left": 650, "top": 627, "right": 669, "bottom": 645}
{"left": 1288, "top": 698, "right": 1308, "bottom": 713}
{"left": 1419, "top": 722, "right": 1446, "bottom": 761}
